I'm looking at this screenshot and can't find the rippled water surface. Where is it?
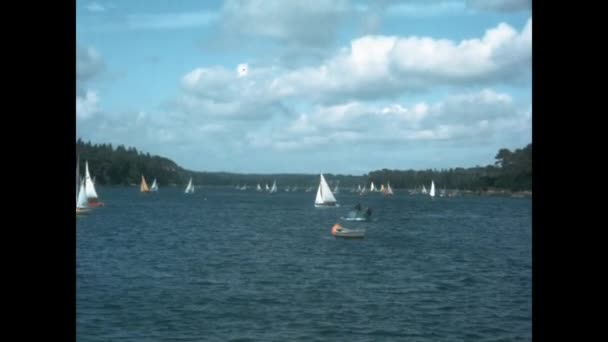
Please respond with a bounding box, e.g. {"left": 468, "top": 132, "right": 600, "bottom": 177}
{"left": 77, "top": 187, "right": 531, "bottom": 341}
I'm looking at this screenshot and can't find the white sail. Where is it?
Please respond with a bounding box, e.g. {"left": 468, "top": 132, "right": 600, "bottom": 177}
{"left": 385, "top": 181, "right": 394, "bottom": 195}
{"left": 430, "top": 181, "right": 435, "bottom": 197}
{"left": 269, "top": 180, "right": 277, "bottom": 193}
{"left": 421, "top": 184, "right": 428, "bottom": 194}
{"left": 84, "top": 161, "right": 99, "bottom": 199}
{"left": 76, "top": 156, "right": 80, "bottom": 205}
{"left": 256, "top": 184, "right": 262, "bottom": 191}
{"left": 315, "top": 174, "right": 337, "bottom": 206}
{"left": 379, "top": 184, "right": 385, "bottom": 192}
{"left": 77, "top": 179, "right": 89, "bottom": 209}
{"left": 333, "top": 181, "right": 340, "bottom": 195}
{"left": 150, "top": 179, "right": 158, "bottom": 191}
{"left": 370, "top": 182, "right": 377, "bottom": 192}
{"left": 185, "top": 177, "right": 195, "bottom": 193}
{"left": 357, "top": 184, "right": 362, "bottom": 192}
{"left": 265, "top": 184, "right": 270, "bottom": 191}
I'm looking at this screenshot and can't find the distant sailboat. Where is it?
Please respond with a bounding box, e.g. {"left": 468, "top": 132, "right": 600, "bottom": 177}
{"left": 314, "top": 174, "right": 338, "bottom": 207}
{"left": 265, "top": 183, "right": 270, "bottom": 192}
{"left": 333, "top": 181, "right": 340, "bottom": 195}
{"left": 421, "top": 184, "right": 428, "bottom": 195}
{"left": 150, "top": 178, "right": 158, "bottom": 192}
{"left": 76, "top": 156, "right": 90, "bottom": 214}
{"left": 384, "top": 181, "right": 394, "bottom": 196}
{"left": 84, "top": 161, "right": 103, "bottom": 207}
{"left": 76, "top": 179, "right": 91, "bottom": 214}
{"left": 140, "top": 175, "right": 150, "bottom": 193}
{"left": 256, "top": 184, "right": 262, "bottom": 192}
{"left": 370, "top": 182, "right": 377, "bottom": 192}
{"left": 184, "top": 177, "right": 195, "bottom": 194}
{"left": 269, "top": 180, "right": 277, "bottom": 194}
{"left": 379, "top": 184, "right": 385, "bottom": 193}
{"left": 429, "top": 180, "right": 436, "bottom": 198}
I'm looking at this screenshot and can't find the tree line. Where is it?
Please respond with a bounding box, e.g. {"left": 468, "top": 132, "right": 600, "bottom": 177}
{"left": 368, "top": 144, "right": 532, "bottom": 191}
{"left": 77, "top": 139, "right": 531, "bottom": 191}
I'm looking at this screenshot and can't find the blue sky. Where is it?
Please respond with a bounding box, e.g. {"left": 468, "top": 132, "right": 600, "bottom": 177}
{"left": 76, "top": 0, "right": 531, "bottom": 174}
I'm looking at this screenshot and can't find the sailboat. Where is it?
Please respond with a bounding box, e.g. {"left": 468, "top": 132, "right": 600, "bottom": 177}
{"left": 84, "top": 161, "right": 104, "bottom": 207}
{"left": 184, "top": 177, "right": 195, "bottom": 194}
{"left": 314, "top": 174, "right": 338, "bottom": 207}
{"left": 333, "top": 181, "right": 340, "bottom": 195}
{"left": 269, "top": 180, "right": 277, "bottom": 194}
{"left": 256, "top": 184, "right": 262, "bottom": 192}
{"left": 429, "top": 180, "right": 436, "bottom": 198}
{"left": 76, "top": 156, "right": 90, "bottom": 214}
{"left": 76, "top": 179, "right": 91, "bottom": 214}
{"left": 150, "top": 178, "right": 159, "bottom": 192}
{"left": 421, "top": 184, "right": 428, "bottom": 195}
{"left": 370, "top": 182, "right": 377, "bottom": 192}
{"left": 265, "top": 183, "right": 270, "bottom": 192}
{"left": 140, "top": 175, "right": 150, "bottom": 193}
{"left": 384, "top": 181, "right": 394, "bottom": 196}
{"left": 379, "top": 184, "right": 385, "bottom": 193}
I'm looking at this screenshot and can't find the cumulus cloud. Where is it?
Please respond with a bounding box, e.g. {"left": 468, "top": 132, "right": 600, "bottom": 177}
{"left": 270, "top": 18, "right": 531, "bottom": 103}
{"left": 76, "top": 44, "right": 106, "bottom": 119}
{"left": 243, "top": 89, "right": 528, "bottom": 151}
{"left": 174, "top": 18, "right": 530, "bottom": 125}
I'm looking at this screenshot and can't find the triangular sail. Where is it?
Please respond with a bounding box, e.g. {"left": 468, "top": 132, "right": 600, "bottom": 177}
{"left": 185, "top": 177, "right": 195, "bottom": 193}
{"left": 76, "top": 155, "right": 80, "bottom": 205}
{"left": 140, "top": 175, "right": 150, "bottom": 192}
{"left": 77, "top": 179, "right": 89, "bottom": 209}
{"left": 370, "top": 182, "right": 377, "bottom": 192}
{"left": 430, "top": 181, "right": 435, "bottom": 197}
{"left": 333, "top": 180, "right": 340, "bottom": 195}
{"left": 150, "top": 179, "right": 158, "bottom": 191}
{"left": 421, "top": 184, "right": 428, "bottom": 194}
{"left": 269, "top": 180, "right": 277, "bottom": 193}
{"left": 84, "top": 161, "right": 99, "bottom": 199}
{"left": 385, "top": 181, "right": 394, "bottom": 195}
{"left": 315, "top": 174, "right": 337, "bottom": 205}
{"left": 256, "top": 184, "right": 262, "bottom": 191}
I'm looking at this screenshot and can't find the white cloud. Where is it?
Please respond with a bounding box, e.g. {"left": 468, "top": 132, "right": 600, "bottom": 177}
{"left": 244, "top": 89, "right": 526, "bottom": 151}
{"left": 269, "top": 18, "right": 531, "bottom": 103}
{"left": 76, "top": 90, "right": 100, "bottom": 120}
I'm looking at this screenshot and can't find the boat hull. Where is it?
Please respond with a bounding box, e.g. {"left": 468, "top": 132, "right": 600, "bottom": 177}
{"left": 88, "top": 201, "right": 104, "bottom": 207}
{"left": 76, "top": 208, "right": 91, "bottom": 214}
{"left": 314, "top": 203, "right": 339, "bottom": 208}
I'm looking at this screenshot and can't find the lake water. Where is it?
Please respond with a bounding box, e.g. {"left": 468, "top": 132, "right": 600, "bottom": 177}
{"left": 77, "top": 187, "right": 531, "bottom": 341}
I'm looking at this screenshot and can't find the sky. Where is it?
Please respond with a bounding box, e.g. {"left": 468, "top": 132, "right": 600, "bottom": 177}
{"left": 76, "top": 0, "right": 531, "bottom": 175}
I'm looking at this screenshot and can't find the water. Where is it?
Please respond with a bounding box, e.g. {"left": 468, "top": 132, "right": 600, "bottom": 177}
{"left": 77, "top": 187, "right": 531, "bottom": 341}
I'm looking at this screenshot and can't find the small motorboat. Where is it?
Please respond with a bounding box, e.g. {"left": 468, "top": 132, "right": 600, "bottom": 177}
{"left": 341, "top": 203, "right": 372, "bottom": 221}
{"left": 331, "top": 224, "right": 365, "bottom": 238}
